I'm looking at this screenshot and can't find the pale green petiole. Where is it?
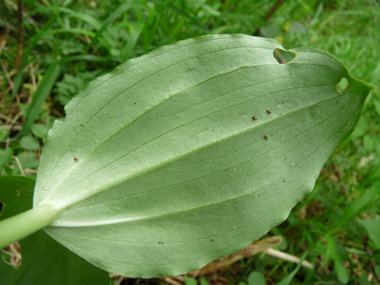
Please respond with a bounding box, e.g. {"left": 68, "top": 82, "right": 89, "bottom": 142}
{"left": 0, "top": 205, "right": 58, "bottom": 249}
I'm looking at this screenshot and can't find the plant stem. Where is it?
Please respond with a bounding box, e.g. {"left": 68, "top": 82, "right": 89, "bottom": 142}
{"left": 0, "top": 204, "right": 58, "bottom": 249}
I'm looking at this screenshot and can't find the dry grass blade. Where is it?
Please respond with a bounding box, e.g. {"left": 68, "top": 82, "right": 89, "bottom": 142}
{"left": 264, "top": 248, "right": 314, "bottom": 269}
{"left": 187, "top": 236, "right": 283, "bottom": 277}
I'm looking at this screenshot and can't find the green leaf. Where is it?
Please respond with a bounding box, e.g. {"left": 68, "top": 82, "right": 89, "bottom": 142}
{"left": 19, "top": 136, "right": 40, "bottom": 150}
{"left": 85, "top": 3, "right": 133, "bottom": 52}
{"left": 373, "top": 99, "right": 380, "bottom": 116}
{"left": 185, "top": 0, "right": 206, "bottom": 9}
{"left": 0, "top": 176, "right": 35, "bottom": 218}
{"left": 202, "top": 4, "right": 222, "bottom": 16}
{"left": 289, "top": 22, "right": 307, "bottom": 34}
{"left": 121, "top": 21, "right": 145, "bottom": 62}
{"left": 351, "top": 115, "right": 369, "bottom": 137}
{"left": 200, "top": 277, "right": 210, "bottom": 285}
{"left": 363, "top": 135, "right": 375, "bottom": 151}
{"left": 334, "top": 260, "right": 348, "bottom": 284}
{"left": 31, "top": 124, "right": 49, "bottom": 139}
{"left": 248, "top": 271, "right": 265, "bottom": 285}
{"left": 57, "top": 7, "right": 102, "bottom": 30}
{"left": 357, "top": 274, "right": 373, "bottom": 285}
{"left": 16, "top": 151, "right": 38, "bottom": 170}
{"left": 329, "top": 184, "right": 380, "bottom": 233}
{"left": 20, "top": 60, "right": 61, "bottom": 137}
{"left": 11, "top": 16, "right": 57, "bottom": 100}
{"left": 319, "top": 235, "right": 335, "bottom": 270}
{"left": 0, "top": 148, "right": 13, "bottom": 172}
{"left": 21, "top": 35, "right": 376, "bottom": 277}
{"left": 54, "top": 71, "right": 100, "bottom": 106}
{"left": 375, "top": 265, "right": 380, "bottom": 279}
{"left": 184, "top": 276, "right": 198, "bottom": 285}
{"left": 276, "top": 252, "right": 308, "bottom": 285}
{"left": 358, "top": 219, "right": 380, "bottom": 249}
{"left": 0, "top": 129, "right": 9, "bottom": 140}
{"left": 0, "top": 176, "right": 109, "bottom": 285}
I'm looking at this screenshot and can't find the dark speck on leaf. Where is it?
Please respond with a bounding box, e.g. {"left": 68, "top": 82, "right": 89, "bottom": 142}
{"left": 252, "top": 115, "right": 258, "bottom": 120}
{"left": 267, "top": 110, "right": 272, "bottom": 114}
{"left": 337, "top": 101, "right": 339, "bottom": 103}
{"left": 264, "top": 135, "right": 268, "bottom": 140}
{"left": 74, "top": 157, "right": 78, "bottom": 162}
{"left": 134, "top": 102, "right": 136, "bottom": 105}
{"left": 211, "top": 239, "right": 214, "bottom": 242}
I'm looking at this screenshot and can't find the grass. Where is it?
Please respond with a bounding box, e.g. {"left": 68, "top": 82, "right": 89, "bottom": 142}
{"left": 1, "top": 0, "right": 380, "bottom": 284}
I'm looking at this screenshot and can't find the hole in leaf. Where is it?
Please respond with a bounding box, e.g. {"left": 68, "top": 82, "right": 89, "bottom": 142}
{"left": 273, "top": 48, "right": 296, "bottom": 64}
{"left": 336, "top": 77, "right": 349, "bottom": 93}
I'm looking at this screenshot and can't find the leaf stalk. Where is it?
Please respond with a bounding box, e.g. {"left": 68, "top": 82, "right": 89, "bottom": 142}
{"left": 0, "top": 204, "right": 58, "bottom": 249}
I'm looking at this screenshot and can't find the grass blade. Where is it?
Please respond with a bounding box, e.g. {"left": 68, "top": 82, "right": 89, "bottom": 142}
{"left": 20, "top": 60, "right": 61, "bottom": 137}
{"left": 85, "top": 3, "right": 133, "bottom": 52}
{"left": 328, "top": 183, "right": 380, "bottom": 234}
{"left": 121, "top": 21, "right": 145, "bottom": 62}
{"left": 11, "top": 15, "right": 57, "bottom": 100}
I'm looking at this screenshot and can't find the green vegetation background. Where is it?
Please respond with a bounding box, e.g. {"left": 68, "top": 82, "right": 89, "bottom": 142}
{"left": 0, "top": 0, "right": 379, "bottom": 284}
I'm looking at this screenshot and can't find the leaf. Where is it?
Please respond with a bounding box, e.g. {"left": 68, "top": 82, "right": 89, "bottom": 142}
{"left": 334, "top": 260, "right": 348, "bottom": 284}
{"left": 330, "top": 239, "right": 348, "bottom": 284}
{"left": 33, "top": 35, "right": 373, "bottom": 277}
{"left": 11, "top": 16, "right": 57, "bottom": 100}
{"left": 0, "top": 148, "right": 13, "bottom": 172}
{"left": 248, "top": 271, "right": 265, "bottom": 285}
{"left": 185, "top": 0, "right": 206, "bottom": 10}
{"left": 276, "top": 252, "right": 308, "bottom": 285}
{"left": 20, "top": 60, "right": 61, "bottom": 137}
{"left": 85, "top": 3, "right": 134, "bottom": 52}
{"left": 351, "top": 115, "right": 369, "bottom": 137}
{"left": 184, "top": 276, "right": 197, "bottom": 285}
{"left": 200, "top": 277, "right": 209, "bottom": 285}
{"left": 0, "top": 129, "right": 9, "bottom": 140}
{"left": 31, "top": 124, "right": 49, "bottom": 139}
{"left": 358, "top": 219, "right": 380, "bottom": 249}
{"left": 19, "top": 136, "right": 40, "bottom": 150}
{"left": 374, "top": 99, "right": 380, "bottom": 116}
{"left": 54, "top": 71, "right": 101, "bottom": 106}
{"left": 0, "top": 176, "right": 35, "bottom": 218}
{"left": 328, "top": 183, "right": 380, "bottom": 233}
{"left": 16, "top": 151, "right": 38, "bottom": 170}
{"left": 375, "top": 265, "right": 380, "bottom": 280}
{"left": 0, "top": 176, "right": 109, "bottom": 285}
{"left": 121, "top": 21, "right": 145, "bottom": 62}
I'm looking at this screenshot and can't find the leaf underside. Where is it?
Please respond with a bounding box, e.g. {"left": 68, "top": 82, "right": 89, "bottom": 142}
{"left": 34, "top": 35, "right": 372, "bottom": 277}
